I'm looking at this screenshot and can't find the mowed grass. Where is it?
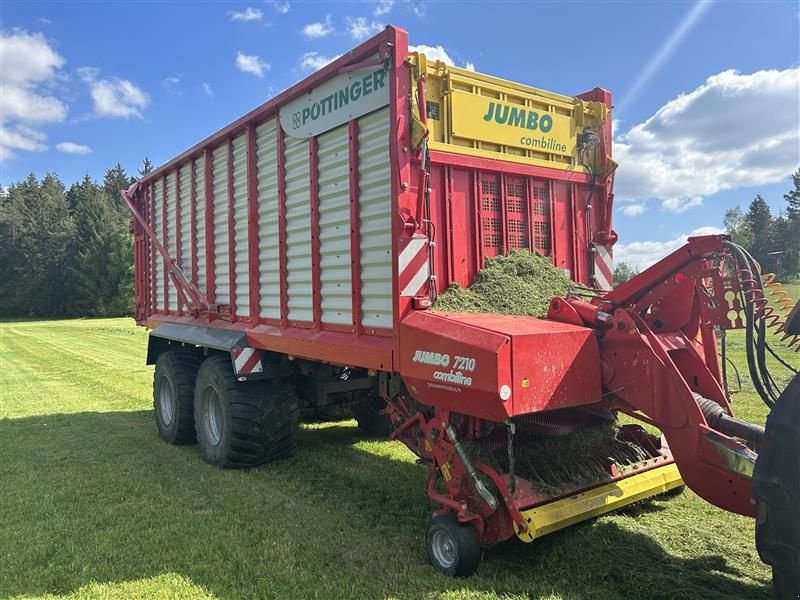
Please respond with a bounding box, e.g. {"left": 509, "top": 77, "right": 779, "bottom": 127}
{"left": 0, "top": 313, "right": 797, "bottom": 600}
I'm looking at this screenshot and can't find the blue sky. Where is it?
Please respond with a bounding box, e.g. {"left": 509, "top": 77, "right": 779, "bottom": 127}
{"left": 2, "top": 0, "right": 798, "bottom": 268}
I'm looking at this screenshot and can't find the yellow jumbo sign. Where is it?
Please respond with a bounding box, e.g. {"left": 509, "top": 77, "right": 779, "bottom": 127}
{"left": 449, "top": 91, "right": 575, "bottom": 157}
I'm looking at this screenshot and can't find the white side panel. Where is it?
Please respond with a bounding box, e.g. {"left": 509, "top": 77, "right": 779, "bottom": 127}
{"left": 153, "top": 179, "right": 164, "bottom": 310}
{"left": 232, "top": 133, "right": 249, "bottom": 318}
{"left": 317, "top": 123, "right": 352, "bottom": 326}
{"left": 212, "top": 144, "right": 230, "bottom": 305}
{"left": 283, "top": 134, "right": 313, "bottom": 322}
{"left": 256, "top": 120, "right": 280, "bottom": 320}
{"left": 357, "top": 107, "right": 393, "bottom": 329}
{"left": 165, "top": 172, "right": 178, "bottom": 311}
{"left": 179, "top": 164, "right": 191, "bottom": 276}
{"left": 194, "top": 156, "right": 207, "bottom": 295}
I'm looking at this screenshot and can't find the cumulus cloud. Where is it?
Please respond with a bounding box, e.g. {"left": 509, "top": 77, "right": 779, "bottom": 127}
{"left": 621, "top": 203, "right": 647, "bottom": 217}
{"left": 235, "top": 52, "right": 270, "bottom": 77}
{"left": 0, "top": 30, "right": 67, "bottom": 159}
{"left": 228, "top": 7, "right": 263, "bottom": 21}
{"left": 201, "top": 82, "right": 214, "bottom": 97}
{"left": 78, "top": 67, "right": 150, "bottom": 118}
{"left": 303, "top": 15, "right": 333, "bottom": 39}
{"left": 346, "top": 17, "right": 383, "bottom": 41}
{"left": 615, "top": 226, "right": 724, "bottom": 270}
{"left": 409, "top": 44, "right": 474, "bottom": 71}
{"left": 300, "top": 52, "right": 341, "bottom": 73}
{"left": 374, "top": 0, "right": 393, "bottom": 16}
{"left": 271, "top": 1, "right": 290, "bottom": 14}
{"left": 614, "top": 67, "right": 800, "bottom": 213}
{"left": 56, "top": 141, "right": 92, "bottom": 155}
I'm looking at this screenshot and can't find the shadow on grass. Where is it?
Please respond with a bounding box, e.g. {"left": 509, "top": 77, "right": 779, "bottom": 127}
{"left": 0, "top": 410, "right": 771, "bottom": 600}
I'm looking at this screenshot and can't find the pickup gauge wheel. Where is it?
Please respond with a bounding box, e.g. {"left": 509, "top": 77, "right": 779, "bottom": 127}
{"left": 425, "top": 513, "right": 482, "bottom": 577}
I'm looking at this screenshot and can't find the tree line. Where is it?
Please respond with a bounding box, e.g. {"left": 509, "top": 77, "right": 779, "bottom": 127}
{"left": 0, "top": 160, "right": 153, "bottom": 318}
{"left": 614, "top": 169, "right": 800, "bottom": 285}
{"left": 1, "top": 165, "right": 797, "bottom": 318}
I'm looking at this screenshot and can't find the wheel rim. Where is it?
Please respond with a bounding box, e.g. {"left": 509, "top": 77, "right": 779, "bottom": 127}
{"left": 157, "top": 377, "right": 176, "bottom": 427}
{"left": 431, "top": 528, "right": 457, "bottom": 569}
{"left": 202, "top": 386, "right": 224, "bottom": 446}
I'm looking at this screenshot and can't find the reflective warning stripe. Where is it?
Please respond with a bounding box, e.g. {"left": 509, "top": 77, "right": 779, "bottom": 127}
{"left": 231, "top": 346, "right": 263, "bottom": 375}
{"left": 399, "top": 234, "right": 430, "bottom": 297}
{"left": 594, "top": 245, "right": 613, "bottom": 290}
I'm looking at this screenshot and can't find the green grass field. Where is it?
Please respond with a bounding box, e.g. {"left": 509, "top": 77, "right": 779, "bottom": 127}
{"left": 0, "top": 305, "right": 797, "bottom": 599}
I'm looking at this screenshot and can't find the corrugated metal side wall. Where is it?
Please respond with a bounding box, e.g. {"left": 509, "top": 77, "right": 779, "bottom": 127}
{"left": 283, "top": 134, "right": 313, "bottom": 323}
{"left": 256, "top": 120, "right": 280, "bottom": 320}
{"left": 141, "top": 108, "right": 395, "bottom": 333}
{"left": 153, "top": 178, "right": 164, "bottom": 310}
{"left": 317, "top": 123, "right": 352, "bottom": 326}
{"left": 165, "top": 171, "right": 178, "bottom": 311}
{"left": 212, "top": 144, "right": 230, "bottom": 305}
{"left": 194, "top": 156, "right": 207, "bottom": 295}
{"left": 357, "top": 107, "right": 393, "bottom": 329}
{"left": 232, "top": 133, "right": 249, "bottom": 318}
{"left": 179, "top": 165, "right": 191, "bottom": 277}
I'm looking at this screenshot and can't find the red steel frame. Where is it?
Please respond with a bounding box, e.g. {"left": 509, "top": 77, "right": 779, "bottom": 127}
{"left": 175, "top": 169, "right": 183, "bottom": 316}
{"left": 130, "top": 26, "right": 609, "bottom": 374}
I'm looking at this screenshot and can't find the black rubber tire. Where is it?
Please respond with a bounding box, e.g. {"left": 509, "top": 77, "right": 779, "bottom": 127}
{"left": 194, "top": 354, "right": 299, "bottom": 468}
{"left": 352, "top": 394, "right": 393, "bottom": 437}
{"left": 153, "top": 350, "right": 200, "bottom": 444}
{"left": 753, "top": 374, "right": 800, "bottom": 600}
{"left": 425, "top": 513, "right": 482, "bottom": 577}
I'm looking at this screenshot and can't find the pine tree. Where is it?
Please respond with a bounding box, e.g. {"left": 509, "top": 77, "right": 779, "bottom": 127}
{"left": 137, "top": 157, "right": 154, "bottom": 179}
{"left": 0, "top": 173, "right": 72, "bottom": 315}
{"left": 103, "top": 162, "right": 133, "bottom": 221}
{"left": 64, "top": 175, "right": 116, "bottom": 316}
{"left": 782, "top": 169, "right": 800, "bottom": 277}
{"left": 744, "top": 195, "right": 774, "bottom": 270}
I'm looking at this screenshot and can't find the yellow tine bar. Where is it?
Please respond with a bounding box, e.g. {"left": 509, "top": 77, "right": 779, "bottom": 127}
{"left": 515, "top": 464, "right": 683, "bottom": 543}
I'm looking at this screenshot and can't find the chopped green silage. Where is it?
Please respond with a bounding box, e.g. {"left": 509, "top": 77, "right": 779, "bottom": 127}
{"left": 432, "top": 250, "right": 572, "bottom": 317}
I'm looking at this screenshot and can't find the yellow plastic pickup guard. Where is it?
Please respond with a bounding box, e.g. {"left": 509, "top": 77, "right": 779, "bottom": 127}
{"left": 514, "top": 464, "right": 683, "bottom": 542}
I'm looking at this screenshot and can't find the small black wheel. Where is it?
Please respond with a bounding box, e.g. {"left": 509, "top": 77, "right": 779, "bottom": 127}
{"left": 194, "top": 354, "right": 299, "bottom": 468}
{"left": 352, "top": 393, "right": 393, "bottom": 437}
{"left": 425, "top": 513, "right": 482, "bottom": 577}
{"left": 153, "top": 350, "right": 200, "bottom": 444}
{"left": 753, "top": 374, "right": 800, "bottom": 600}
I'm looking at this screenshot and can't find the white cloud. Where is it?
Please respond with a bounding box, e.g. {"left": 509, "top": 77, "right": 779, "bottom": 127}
{"left": 78, "top": 67, "right": 150, "bottom": 118}
{"left": 300, "top": 52, "right": 341, "bottom": 73}
{"left": 614, "top": 67, "right": 800, "bottom": 213}
{"left": 621, "top": 203, "right": 647, "bottom": 217}
{"left": 38, "top": 17, "right": 52, "bottom": 25}
{"left": 346, "top": 17, "right": 383, "bottom": 41}
{"left": 161, "top": 75, "right": 182, "bottom": 94}
{"left": 409, "top": 44, "right": 474, "bottom": 71}
{"left": 56, "top": 141, "right": 92, "bottom": 155}
{"left": 303, "top": 15, "right": 334, "bottom": 39}
{"left": 235, "top": 52, "right": 270, "bottom": 77}
{"left": 201, "top": 82, "right": 214, "bottom": 96}
{"left": 0, "top": 125, "right": 48, "bottom": 161}
{"left": 228, "top": 7, "right": 263, "bottom": 21}
{"left": 615, "top": 226, "right": 723, "bottom": 271}
{"left": 411, "top": 2, "right": 426, "bottom": 17}
{"left": 270, "top": 1, "right": 290, "bottom": 14}
{"left": 374, "top": 0, "right": 393, "bottom": 16}
{"left": 0, "top": 30, "right": 67, "bottom": 159}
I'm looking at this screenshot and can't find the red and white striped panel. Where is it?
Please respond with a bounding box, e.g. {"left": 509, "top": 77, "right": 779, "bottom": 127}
{"left": 398, "top": 234, "right": 430, "bottom": 298}
{"left": 594, "top": 244, "right": 613, "bottom": 290}
{"left": 231, "top": 346, "right": 264, "bottom": 376}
